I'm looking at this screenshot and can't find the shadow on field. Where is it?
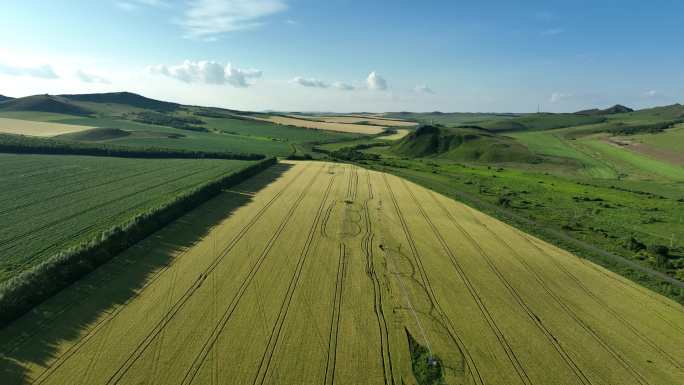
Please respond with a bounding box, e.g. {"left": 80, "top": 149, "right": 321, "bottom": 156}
{"left": 0, "top": 162, "right": 293, "bottom": 385}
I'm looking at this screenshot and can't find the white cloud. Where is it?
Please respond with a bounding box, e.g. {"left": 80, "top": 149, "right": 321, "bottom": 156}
{"left": 550, "top": 92, "right": 572, "bottom": 103}
{"left": 366, "top": 71, "right": 387, "bottom": 91}
{"left": 115, "top": 0, "right": 169, "bottom": 11}
{"left": 148, "top": 60, "right": 262, "bottom": 87}
{"left": 290, "top": 76, "right": 329, "bottom": 88}
{"left": 182, "top": 0, "right": 287, "bottom": 40}
{"left": 414, "top": 84, "right": 435, "bottom": 94}
{"left": 541, "top": 28, "right": 564, "bottom": 36}
{"left": 332, "top": 82, "right": 355, "bottom": 91}
{"left": 0, "top": 63, "right": 59, "bottom": 79}
{"left": 644, "top": 90, "right": 658, "bottom": 97}
{"left": 75, "top": 70, "right": 110, "bottom": 84}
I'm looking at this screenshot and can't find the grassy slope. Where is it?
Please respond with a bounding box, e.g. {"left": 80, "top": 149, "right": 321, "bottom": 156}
{"left": 480, "top": 113, "right": 606, "bottom": 132}
{"left": 0, "top": 153, "right": 254, "bottom": 282}
{"left": 1, "top": 162, "right": 682, "bottom": 385}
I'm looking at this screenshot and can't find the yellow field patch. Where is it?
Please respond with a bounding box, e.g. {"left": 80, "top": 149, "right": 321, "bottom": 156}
{"left": 379, "top": 128, "right": 410, "bottom": 140}
{"left": 297, "top": 115, "right": 418, "bottom": 127}
{"left": 257, "top": 115, "right": 386, "bottom": 135}
{"left": 0, "top": 117, "right": 92, "bottom": 137}
{"left": 1, "top": 161, "right": 682, "bottom": 385}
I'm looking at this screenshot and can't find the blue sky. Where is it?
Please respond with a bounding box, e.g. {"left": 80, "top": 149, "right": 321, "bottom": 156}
{"left": 1, "top": 0, "right": 683, "bottom": 112}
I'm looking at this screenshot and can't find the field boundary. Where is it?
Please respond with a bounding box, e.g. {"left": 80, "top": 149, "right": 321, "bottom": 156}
{"left": 0, "top": 157, "right": 277, "bottom": 326}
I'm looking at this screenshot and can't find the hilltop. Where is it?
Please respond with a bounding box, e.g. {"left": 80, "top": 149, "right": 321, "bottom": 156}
{"left": 576, "top": 104, "right": 634, "bottom": 116}
{"left": 60, "top": 91, "right": 180, "bottom": 112}
{"left": 0, "top": 94, "right": 93, "bottom": 115}
{"left": 392, "top": 124, "right": 537, "bottom": 162}
{"left": 0, "top": 95, "right": 13, "bottom": 102}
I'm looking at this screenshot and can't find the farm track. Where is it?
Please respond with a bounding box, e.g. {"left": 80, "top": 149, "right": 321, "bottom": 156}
{"left": 381, "top": 174, "right": 487, "bottom": 385}
{"left": 2, "top": 161, "right": 683, "bottom": 385}
{"left": 362, "top": 170, "right": 395, "bottom": 385}
{"left": 403, "top": 182, "right": 594, "bottom": 385}
{"left": 251, "top": 170, "right": 336, "bottom": 385}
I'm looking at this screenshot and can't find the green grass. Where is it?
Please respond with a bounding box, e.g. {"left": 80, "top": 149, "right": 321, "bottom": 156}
{"left": 580, "top": 137, "right": 684, "bottom": 180}
{"left": 356, "top": 156, "right": 684, "bottom": 302}
{"left": 510, "top": 131, "right": 618, "bottom": 178}
{"left": 0, "top": 153, "right": 255, "bottom": 282}
{"left": 382, "top": 112, "right": 518, "bottom": 127}
{"left": 481, "top": 113, "right": 606, "bottom": 132}
{"left": 634, "top": 123, "right": 684, "bottom": 152}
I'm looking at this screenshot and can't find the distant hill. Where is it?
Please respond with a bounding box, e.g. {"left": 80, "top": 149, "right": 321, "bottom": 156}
{"left": 60, "top": 92, "right": 179, "bottom": 112}
{"left": 0, "top": 95, "right": 93, "bottom": 116}
{"left": 576, "top": 104, "right": 634, "bottom": 116}
{"left": 480, "top": 113, "right": 606, "bottom": 132}
{"left": 0, "top": 95, "right": 13, "bottom": 102}
{"left": 392, "top": 125, "right": 538, "bottom": 163}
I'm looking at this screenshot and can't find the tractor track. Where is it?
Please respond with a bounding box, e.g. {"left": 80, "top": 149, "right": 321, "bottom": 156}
{"left": 381, "top": 174, "right": 486, "bottom": 385}
{"left": 362, "top": 170, "right": 395, "bottom": 385}
{"left": 412, "top": 186, "right": 592, "bottom": 385}
{"left": 107, "top": 163, "right": 322, "bottom": 385}
{"left": 323, "top": 242, "right": 348, "bottom": 385}
{"left": 250, "top": 172, "right": 336, "bottom": 385}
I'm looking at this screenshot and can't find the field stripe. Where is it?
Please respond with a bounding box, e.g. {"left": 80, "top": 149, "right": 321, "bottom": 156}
{"left": 250, "top": 170, "right": 337, "bottom": 385}
{"left": 323, "top": 242, "right": 348, "bottom": 385}
{"left": 381, "top": 174, "right": 487, "bottom": 385}
{"left": 104, "top": 163, "right": 319, "bottom": 385}
{"left": 30, "top": 162, "right": 311, "bottom": 385}
{"left": 362, "top": 170, "right": 395, "bottom": 385}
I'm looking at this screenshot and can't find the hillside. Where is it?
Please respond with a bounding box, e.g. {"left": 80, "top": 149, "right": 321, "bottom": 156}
{"left": 576, "top": 104, "right": 634, "bottom": 116}
{"left": 0, "top": 95, "right": 13, "bottom": 102}
{"left": 0, "top": 95, "right": 93, "bottom": 116}
{"left": 480, "top": 113, "right": 607, "bottom": 132}
{"left": 392, "top": 124, "right": 537, "bottom": 162}
{"left": 61, "top": 91, "right": 180, "bottom": 112}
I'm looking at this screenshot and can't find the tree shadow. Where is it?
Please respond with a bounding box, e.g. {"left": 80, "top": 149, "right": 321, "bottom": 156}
{"left": 0, "top": 163, "right": 293, "bottom": 385}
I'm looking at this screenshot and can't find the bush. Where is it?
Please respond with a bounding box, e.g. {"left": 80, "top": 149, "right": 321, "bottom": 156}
{"left": 0, "top": 157, "right": 276, "bottom": 326}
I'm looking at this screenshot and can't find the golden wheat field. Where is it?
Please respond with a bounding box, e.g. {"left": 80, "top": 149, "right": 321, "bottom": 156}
{"left": 296, "top": 115, "right": 418, "bottom": 127}
{"left": 256, "top": 115, "right": 386, "bottom": 135}
{"left": 0, "top": 161, "right": 682, "bottom": 385}
{"left": 0, "top": 117, "right": 92, "bottom": 137}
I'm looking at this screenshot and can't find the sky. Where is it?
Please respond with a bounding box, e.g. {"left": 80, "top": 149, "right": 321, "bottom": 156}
{"left": 1, "top": 0, "right": 683, "bottom": 113}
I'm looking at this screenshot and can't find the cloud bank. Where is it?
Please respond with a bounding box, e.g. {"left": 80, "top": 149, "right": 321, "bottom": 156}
{"left": 148, "top": 60, "right": 262, "bottom": 87}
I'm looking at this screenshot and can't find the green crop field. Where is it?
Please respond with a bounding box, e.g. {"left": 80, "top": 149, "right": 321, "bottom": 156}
{"left": 1, "top": 161, "right": 681, "bottom": 385}
{"left": 0, "top": 153, "right": 255, "bottom": 282}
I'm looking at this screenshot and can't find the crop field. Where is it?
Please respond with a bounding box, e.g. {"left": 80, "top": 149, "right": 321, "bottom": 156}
{"left": 256, "top": 115, "right": 387, "bottom": 135}
{"left": 294, "top": 115, "right": 418, "bottom": 127}
{"left": 0, "top": 154, "right": 254, "bottom": 282}
{"left": 1, "top": 161, "right": 682, "bottom": 385}
{"left": 0, "top": 118, "right": 92, "bottom": 137}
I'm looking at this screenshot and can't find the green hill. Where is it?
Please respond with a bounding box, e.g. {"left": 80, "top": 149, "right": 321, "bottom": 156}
{"left": 480, "top": 113, "right": 606, "bottom": 132}
{"left": 576, "top": 104, "right": 634, "bottom": 116}
{"left": 392, "top": 125, "right": 538, "bottom": 162}
{"left": 0, "top": 95, "right": 13, "bottom": 102}
{"left": 60, "top": 92, "right": 179, "bottom": 112}
{"left": 0, "top": 94, "right": 93, "bottom": 116}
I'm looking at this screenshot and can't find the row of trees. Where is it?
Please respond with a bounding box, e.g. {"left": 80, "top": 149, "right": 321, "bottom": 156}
{"left": 0, "top": 134, "right": 265, "bottom": 160}
{"left": 0, "top": 157, "right": 276, "bottom": 326}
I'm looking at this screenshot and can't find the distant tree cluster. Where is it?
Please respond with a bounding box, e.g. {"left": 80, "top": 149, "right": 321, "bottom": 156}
{"left": 0, "top": 134, "right": 265, "bottom": 160}
{"left": 608, "top": 119, "right": 684, "bottom": 136}
{"left": 0, "top": 157, "right": 276, "bottom": 326}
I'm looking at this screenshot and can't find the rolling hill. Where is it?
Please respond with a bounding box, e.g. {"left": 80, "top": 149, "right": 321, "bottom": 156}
{"left": 60, "top": 91, "right": 180, "bottom": 112}
{"left": 0, "top": 94, "right": 93, "bottom": 116}
{"left": 0, "top": 95, "right": 13, "bottom": 102}
{"left": 392, "top": 124, "right": 538, "bottom": 162}
{"left": 576, "top": 104, "right": 634, "bottom": 116}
